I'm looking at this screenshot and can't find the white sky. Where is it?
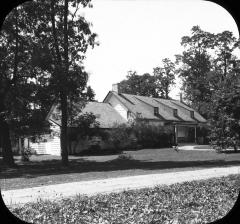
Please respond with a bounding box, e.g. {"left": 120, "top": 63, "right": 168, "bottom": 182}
{"left": 81, "top": 0, "right": 239, "bottom": 102}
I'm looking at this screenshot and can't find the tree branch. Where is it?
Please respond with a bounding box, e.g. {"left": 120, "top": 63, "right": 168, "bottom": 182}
{"left": 50, "top": 0, "right": 62, "bottom": 65}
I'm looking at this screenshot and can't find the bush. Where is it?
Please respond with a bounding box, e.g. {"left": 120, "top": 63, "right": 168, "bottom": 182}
{"left": 105, "top": 121, "right": 173, "bottom": 150}
{"left": 132, "top": 122, "right": 173, "bottom": 148}
{"left": 197, "top": 126, "right": 210, "bottom": 144}
{"left": 210, "top": 121, "right": 240, "bottom": 152}
{"left": 105, "top": 123, "right": 135, "bottom": 150}
{"left": 21, "top": 147, "right": 34, "bottom": 161}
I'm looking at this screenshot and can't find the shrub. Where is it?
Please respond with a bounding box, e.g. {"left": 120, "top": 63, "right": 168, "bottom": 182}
{"left": 132, "top": 121, "right": 172, "bottom": 148}
{"left": 105, "top": 123, "right": 134, "bottom": 150}
{"left": 21, "top": 147, "right": 33, "bottom": 162}
{"left": 210, "top": 118, "right": 240, "bottom": 152}
{"left": 197, "top": 126, "right": 210, "bottom": 144}
{"left": 105, "top": 121, "right": 173, "bottom": 150}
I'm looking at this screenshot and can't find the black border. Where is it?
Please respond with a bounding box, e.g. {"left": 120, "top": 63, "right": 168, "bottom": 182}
{"left": 0, "top": 0, "right": 239, "bottom": 223}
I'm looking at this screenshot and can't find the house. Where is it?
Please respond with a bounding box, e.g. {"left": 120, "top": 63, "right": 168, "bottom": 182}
{"left": 30, "top": 101, "right": 126, "bottom": 155}
{"left": 103, "top": 84, "right": 207, "bottom": 144}
{"left": 30, "top": 83, "right": 207, "bottom": 155}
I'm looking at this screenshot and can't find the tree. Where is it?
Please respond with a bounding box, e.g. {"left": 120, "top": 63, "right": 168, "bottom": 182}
{"left": 176, "top": 26, "right": 214, "bottom": 118}
{"left": 26, "top": 0, "right": 97, "bottom": 165}
{"left": 177, "top": 26, "right": 239, "bottom": 118}
{"left": 212, "top": 31, "right": 239, "bottom": 78}
{"left": 153, "top": 58, "right": 176, "bottom": 99}
{"left": 119, "top": 71, "right": 160, "bottom": 97}
{"left": 0, "top": 5, "right": 53, "bottom": 166}
{"left": 177, "top": 26, "right": 240, "bottom": 150}
{"left": 49, "top": 0, "right": 97, "bottom": 165}
{"left": 0, "top": 0, "right": 97, "bottom": 166}
{"left": 209, "top": 62, "right": 240, "bottom": 151}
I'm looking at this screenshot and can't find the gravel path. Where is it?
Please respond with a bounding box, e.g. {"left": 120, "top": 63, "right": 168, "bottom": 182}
{"left": 2, "top": 165, "right": 240, "bottom": 207}
{"left": 178, "top": 145, "right": 212, "bottom": 151}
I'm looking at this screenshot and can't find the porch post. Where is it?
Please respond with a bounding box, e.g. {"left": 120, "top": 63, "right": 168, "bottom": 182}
{"left": 194, "top": 125, "right": 197, "bottom": 143}
{"left": 174, "top": 124, "right": 178, "bottom": 145}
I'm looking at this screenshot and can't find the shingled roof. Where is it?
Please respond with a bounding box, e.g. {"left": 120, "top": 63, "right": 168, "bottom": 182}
{"left": 47, "top": 101, "right": 126, "bottom": 128}
{"left": 80, "top": 102, "right": 126, "bottom": 128}
{"left": 106, "top": 91, "right": 206, "bottom": 124}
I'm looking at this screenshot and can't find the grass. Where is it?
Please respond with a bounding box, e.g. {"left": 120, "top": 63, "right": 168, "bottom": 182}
{"left": 1, "top": 147, "right": 240, "bottom": 190}
{"left": 9, "top": 174, "right": 240, "bottom": 224}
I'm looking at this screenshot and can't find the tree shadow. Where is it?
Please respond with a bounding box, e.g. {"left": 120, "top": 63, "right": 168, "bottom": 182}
{"left": 1, "top": 156, "right": 240, "bottom": 179}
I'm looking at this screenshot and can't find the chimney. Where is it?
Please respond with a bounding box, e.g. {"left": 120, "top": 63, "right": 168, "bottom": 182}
{"left": 112, "top": 83, "right": 120, "bottom": 94}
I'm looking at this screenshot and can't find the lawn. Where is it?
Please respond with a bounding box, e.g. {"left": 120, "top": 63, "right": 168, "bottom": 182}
{"left": 9, "top": 174, "right": 240, "bottom": 224}
{"left": 1, "top": 147, "right": 240, "bottom": 191}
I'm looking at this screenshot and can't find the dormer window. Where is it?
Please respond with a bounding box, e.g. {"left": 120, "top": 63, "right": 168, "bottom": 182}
{"left": 154, "top": 107, "right": 159, "bottom": 115}
{"left": 127, "top": 111, "right": 131, "bottom": 118}
{"left": 173, "top": 109, "right": 178, "bottom": 117}
{"left": 190, "top": 111, "right": 194, "bottom": 119}
{"left": 136, "top": 112, "right": 142, "bottom": 118}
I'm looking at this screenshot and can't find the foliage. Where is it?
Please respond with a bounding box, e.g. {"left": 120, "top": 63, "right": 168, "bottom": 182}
{"left": 10, "top": 174, "right": 240, "bottom": 224}
{"left": 118, "top": 60, "right": 176, "bottom": 99}
{"left": 20, "top": 147, "right": 34, "bottom": 162}
{"left": 196, "top": 126, "right": 210, "bottom": 144}
{"left": 176, "top": 26, "right": 239, "bottom": 119}
{"left": 105, "top": 123, "right": 134, "bottom": 150}
{"left": 0, "top": 4, "right": 55, "bottom": 165}
{"left": 153, "top": 58, "right": 176, "bottom": 99}
{"left": 68, "top": 112, "right": 100, "bottom": 140}
{"left": 0, "top": 0, "right": 98, "bottom": 165}
{"left": 104, "top": 120, "right": 173, "bottom": 150}
{"left": 209, "top": 71, "right": 240, "bottom": 151}
{"left": 132, "top": 121, "right": 173, "bottom": 148}
{"left": 176, "top": 26, "right": 214, "bottom": 118}
{"left": 177, "top": 25, "right": 240, "bottom": 150}
{"left": 119, "top": 71, "right": 161, "bottom": 97}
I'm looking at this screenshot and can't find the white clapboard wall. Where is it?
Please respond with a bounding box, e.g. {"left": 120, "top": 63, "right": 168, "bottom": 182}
{"left": 30, "top": 137, "right": 61, "bottom": 156}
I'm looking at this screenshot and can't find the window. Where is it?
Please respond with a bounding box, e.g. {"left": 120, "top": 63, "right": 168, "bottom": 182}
{"left": 173, "top": 109, "right": 178, "bottom": 117}
{"left": 190, "top": 111, "right": 194, "bottom": 118}
{"left": 127, "top": 110, "right": 131, "bottom": 118}
{"left": 154, "top": 107, "right": 159, "bottom": 115}
{"left": 136, "top": 112, "right": 142, "bottom": 118}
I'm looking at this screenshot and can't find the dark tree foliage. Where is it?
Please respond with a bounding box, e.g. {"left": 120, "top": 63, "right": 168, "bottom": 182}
{"left": 119, "top": 71, "right": 160, "bottom": 98}
{"left": 0, "top": 5, "right": 54, "bottom": 166}
{"left": 153, "top": 58, "right": 176, "bottom": 99}
{"left": 0, "top": 0, "right": 98, "bottom": 166}
{"left": 119, "top": 59, "right": 176, "bottom": 99}
{"left": 177, "top": 26, "right": 240, "bottom": 150}
{"left": 209, "top": 66, "right": 240, "bottom": 151}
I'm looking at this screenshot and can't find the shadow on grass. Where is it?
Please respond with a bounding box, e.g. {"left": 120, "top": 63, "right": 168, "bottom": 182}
{"left": 1, "top": 156, "right": 240, "bottom": 179}
{"left": 219, "top": 150, "right": 240, "bottom": 154}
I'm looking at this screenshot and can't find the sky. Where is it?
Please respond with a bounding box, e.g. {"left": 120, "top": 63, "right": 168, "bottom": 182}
{"left": 81, "top": 0, "right": 240, "bottom": 102}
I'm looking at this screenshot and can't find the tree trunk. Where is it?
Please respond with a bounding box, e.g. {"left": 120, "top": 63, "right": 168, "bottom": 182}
{"left": 234, "top": 144, "right": 238, "bottom": 152}
{"left": 50, "top": 0, "right": 69, "bottom": 166}
{"left": 0, "top": 93, "right": 15, "bottom": 167}
{"left": 60, "top": 91, "right": 68, "bottom": 165}
{"left": 59, "top": 0, "right": 69, "bottom": 166}
{"left": 0, "top": 120, "right": 15, "bottom": 166}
